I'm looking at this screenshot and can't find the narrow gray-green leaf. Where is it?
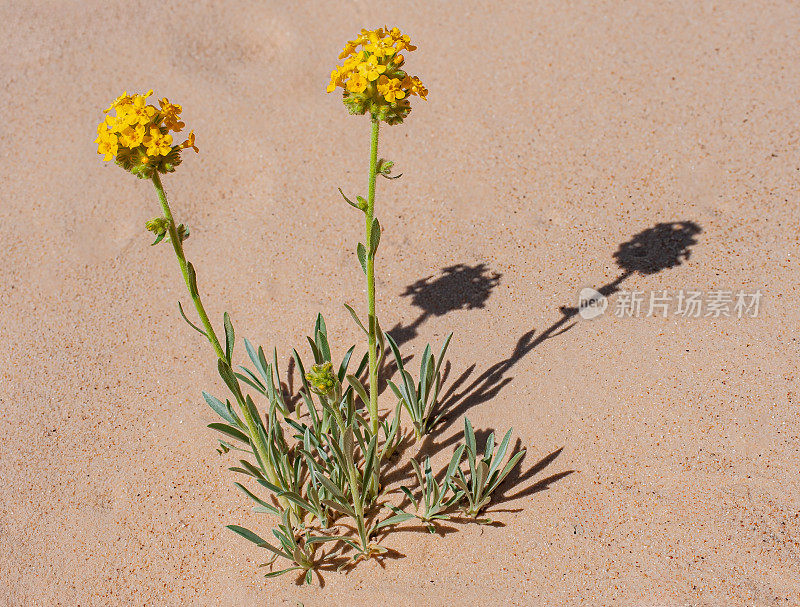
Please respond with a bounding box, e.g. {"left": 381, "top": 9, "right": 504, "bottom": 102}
{"left": 475, "top": 461, "right": 488, "bottom": 493}
{"left": 373, "top": 513, "right": 414, "bottom": 530}
{"left": 434, "top": 333, "right": 454, "bottom": 379}
{"left": 314, "top": 314, "right": 331, "bottom": 362}
{"left": 227, "top": 524, "right": 268, "bottom": 547}
{"left": 343, "top": 303, "right": 368, "bottom": 334}
{"left": 208, "top": 422, "right": 250, "bottom": 444}
{"left": 338, "top": 344, "right": 355, "bottom": 382}
{"left": 202, "top": 391, "right": 237, "bottom": 425}
{"left": 177, "top": 301, "right": 207, "bottom": 337}
{"left": 488, "top": 428, "right": 513, "bottom": 479}
{"left": 233, "top": 482, "right": 270, "bottom": 508}
{"left": 186, "top": 262, "right": 199, "bottom": 297}
{"left": 217, "top": 358, "right": 243, "bottom": 402}
{"left": 224, "top": 311, "right": 234, "bottom": 363}
{"left": 279, "top": 491, "right": 314, "bottom": 513}
{"left": 489, "top": 449, "right": 526, "bottom": 493}
{"left": 338, "top": 187, "right": 361, "bottom": 210}
{"left": 446, "top": 445, "right": 466, "bottom": 482}
{"left": 264, "top": 566, "right": 303, "bottom": 578}
{"left": 346, "top": 375, "right": 369, "bottom": 407}
{"left": 356, "top": 243, "right": 367, "bottom": 274}
{"left": 464, "top": 418, "right": 476, "bottom": 456}
{"left": 322, "top": 498, "right": 355, "bottom": 518}
{"left": 369, "top": 218, "right": 381, "bottom": 256}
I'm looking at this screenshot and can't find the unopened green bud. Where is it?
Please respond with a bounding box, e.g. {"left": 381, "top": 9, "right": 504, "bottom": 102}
{"left": 305, "top": 362, "right": 337, "bottom": 396}
{"left": 377, "top": 158, "right": 401, "bottom": 180}
{"left": 146, "top": 217, "right": 171, "bottom": 246}
{"left": 146, "top": 217, "right": 170, "bottom": 235}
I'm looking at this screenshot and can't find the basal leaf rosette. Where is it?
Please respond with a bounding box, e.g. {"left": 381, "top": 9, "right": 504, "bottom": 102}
{"left": 327, "top": 27, "right": 427, "bottom": 125}
{"left": 95, "top": 90, "right": 198, "bottom": 178}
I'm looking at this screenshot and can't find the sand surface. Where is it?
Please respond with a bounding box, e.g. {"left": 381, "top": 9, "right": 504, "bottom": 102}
{"left": 2, "top": 1, "right": 799, "bottom": 605}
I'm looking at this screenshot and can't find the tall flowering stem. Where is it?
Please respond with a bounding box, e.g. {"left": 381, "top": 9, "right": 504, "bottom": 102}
{"left": 365, "top": 117, "right": 380, "bottom": 435}
{"left": 150, "top": 172, "right": 225, "bottom": 360}
{"left": 96, "top": 90, "right": 294, "bottom": 521}
{"left": 327, "top": 27, "right": 427, "bottom": 435}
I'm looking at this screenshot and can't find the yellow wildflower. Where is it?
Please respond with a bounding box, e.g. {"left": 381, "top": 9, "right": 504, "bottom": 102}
{"left": 159, "top": 98, "right": 185, "bottom": 132}
{"left": 144, "top": 127, "right": 173, "bottom": 157}
{"left": 102, "top": 114, "right": 124, "bottom": 134}
{"left": 178, "top": 131, "right": 199, "bottom": 153}
{"left": 364, "top": 30, "right": 396, "bottom": 58}
{"left": 347, "top": 72, "right": 368, "bottom": 93}
{"left": 95, "top": 130, "right": 118, "bottom": 161}
{"left": 377, "top": 76, "right": 405, "bottom": 102}
{"left": 124, "top": 91, "right": 157, "bottom": 127}
{"left": 357, "top": 55, "right": 387, "bottom": 81}
{"left": 327, "top": 27, "right": 425, "bottom": 124}
{"left": 118, "top": 123, "right": 146, "bottom": 148}
{"left": 343, "top": 52, "right": 365, "bottom": 72}
{"left": 104, "top": 91, "right": 132, "bottom": 114}
{"left": 96, "top": 90, "right": 197, "bottom": 174}
{"left": 339, "top": 40, "right": 359, "bottom": 59}
{"left": 403, "top": 75, "right": 428, "bottom": 100}
{"left": 386, "top": 27, "right": 417, "bottom": 52}
{"left": 327, "top": 68, "right": 342, "bottom": 93}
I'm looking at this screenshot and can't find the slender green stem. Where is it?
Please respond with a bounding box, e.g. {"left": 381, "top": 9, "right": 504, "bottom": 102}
{"left": 365, "top": 118, "right": 380, "bottom": 437}
{"left": 151, "top": 172, "right": 225, "bottom": 361}
{"left": 151, "top": 172, "right": 295, "bottom": 522}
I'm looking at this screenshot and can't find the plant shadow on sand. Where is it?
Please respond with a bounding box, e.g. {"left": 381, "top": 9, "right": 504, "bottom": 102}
{"left": 389, "top": 263, "right": 503, "bottom": 346}
{"left": 386, "top": 221, "right": 702, "bottom": 511}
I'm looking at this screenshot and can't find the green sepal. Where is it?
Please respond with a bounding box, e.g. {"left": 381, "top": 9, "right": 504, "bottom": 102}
{"left": 175, "top": 223, "right": 190, "bottom": 242}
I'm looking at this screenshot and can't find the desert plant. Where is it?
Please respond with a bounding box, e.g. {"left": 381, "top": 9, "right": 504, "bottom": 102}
{"left": 386, "top": 332, "right": 453, "bottom": 438}
{"left": 451, "top": 418, "right": 526, "bottom": 518}
{"left": 96, "top": 26, "right": 528, "bottom": 586}
{"left": 228, "top": 509, "right": 339, "bottom": 584}
{"left": 388, "top": 447, "right": 465, "bottom": 533}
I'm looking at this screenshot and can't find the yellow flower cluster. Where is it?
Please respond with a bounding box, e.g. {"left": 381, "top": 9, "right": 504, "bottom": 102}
{"left": 95, "top": 90, "right": 197, "bottom": 176}
{"left": 327, "top": 27, "right": 427, "bottom": 124}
